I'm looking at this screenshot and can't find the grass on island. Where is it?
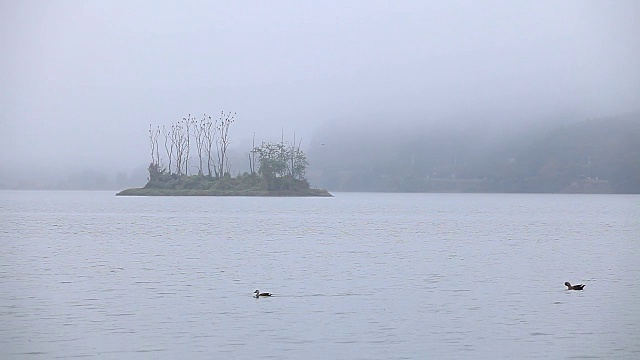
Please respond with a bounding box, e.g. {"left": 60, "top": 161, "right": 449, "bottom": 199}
{"left": 116, "top": 187, "right": 332, "bottom": 197}
{"left": 116, "top": 171, "right": 332, "bottom": 197}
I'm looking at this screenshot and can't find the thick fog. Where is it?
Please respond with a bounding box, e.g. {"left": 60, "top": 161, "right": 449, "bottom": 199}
{"left": 1, "top": 1, "right": 639, "bottom": 189}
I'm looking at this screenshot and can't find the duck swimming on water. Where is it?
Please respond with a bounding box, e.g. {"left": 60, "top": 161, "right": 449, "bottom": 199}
{"left": 254, "top": 290, "right": 272, "bottom": 298}
{"left": 565, "top": 282, "right": 585, "bottom": 290}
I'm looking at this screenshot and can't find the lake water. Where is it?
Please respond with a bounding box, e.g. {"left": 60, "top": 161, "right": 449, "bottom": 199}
{"left": 1, "top": 191, "right": 639, "bottom": 359}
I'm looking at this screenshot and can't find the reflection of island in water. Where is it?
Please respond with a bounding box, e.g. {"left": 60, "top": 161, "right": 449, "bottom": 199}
{"left": 117, "top": 164, "right": 332, "bottom": 197}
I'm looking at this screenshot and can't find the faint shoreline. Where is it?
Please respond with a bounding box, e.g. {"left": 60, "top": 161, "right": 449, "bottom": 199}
{"left": 115, "top": 188, "right": 333, "bottom": 197}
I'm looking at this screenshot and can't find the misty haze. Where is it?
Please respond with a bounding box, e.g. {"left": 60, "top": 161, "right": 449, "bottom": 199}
{"left": 2, "top": 1, "right": 640, "bottom": 359}
{"left": 2, "top": 1, "right": 639, "bottom": 192}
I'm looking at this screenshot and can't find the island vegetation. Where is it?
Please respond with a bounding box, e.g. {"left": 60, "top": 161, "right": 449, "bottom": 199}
{"left": 117, "top": 112, "right": 332, "bottom": 197}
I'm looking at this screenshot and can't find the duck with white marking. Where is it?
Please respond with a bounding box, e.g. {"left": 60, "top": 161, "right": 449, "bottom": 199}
{"left": 254, "top": 290, "right": 272, "bottom": 298}
{"left": 565, "top": 282, "right": 585, "bottom": 290}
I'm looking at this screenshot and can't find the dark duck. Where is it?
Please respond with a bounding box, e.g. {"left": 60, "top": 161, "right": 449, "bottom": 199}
{"left": 565, "top": 282, "right": 585, "bottom": 290}
{"left": 254, "top": 290, "right": 272, "bottom": 298}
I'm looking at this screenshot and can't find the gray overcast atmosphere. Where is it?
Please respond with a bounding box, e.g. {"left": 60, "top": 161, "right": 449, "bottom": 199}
{"left": 1, "top": 1, "right": 639, "bottom": 184}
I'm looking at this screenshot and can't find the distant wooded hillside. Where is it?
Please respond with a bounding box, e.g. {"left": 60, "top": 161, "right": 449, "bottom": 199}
{"left": 306, "top": 113, "right": 640, "bottom": 193}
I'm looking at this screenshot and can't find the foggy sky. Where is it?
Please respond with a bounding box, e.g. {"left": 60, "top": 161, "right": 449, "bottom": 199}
{"left": 1, "top": 0, "right": 639, "bottom": 181}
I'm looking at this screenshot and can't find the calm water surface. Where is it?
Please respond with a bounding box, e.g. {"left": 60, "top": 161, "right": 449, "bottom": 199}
{"left": 1, "top": 191, "right": 639, "bottom": 359}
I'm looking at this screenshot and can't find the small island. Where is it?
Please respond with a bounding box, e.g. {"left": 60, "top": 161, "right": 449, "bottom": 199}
{"left": 117, "top": 112, "right": 332, "bottom": 197}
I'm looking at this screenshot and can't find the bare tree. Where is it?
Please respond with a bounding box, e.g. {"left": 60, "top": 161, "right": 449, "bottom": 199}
{"left": 217, "top": 111, "right": 235, "bottom": 177}
{"left": 192, "top": 114, "right": 207, "bottom": 176}
{"left": 171, "top": 122, "right": 187, "bottom": 175}
{"left": 163, "top": 125, "right": 174, "bottom": 175}
{"left": 150, "top": 111, "right": 235, "bottom": 178}
{"left": 148, "top": 124, "right": 154, "bottom": 165}
{"left": 202, "top": 115, "right": 218, "bottom": 177}
{"left": 154, "top": 126, "right": 162, "bottom": 169}
{"left": 148, "top": 124, "right": 161, "bottom": 167}
{"left": 182, "top": 114, "right": 193, "bottom": 176}
{"left": 248, "top": 132, "right": 257, "bottom": 175}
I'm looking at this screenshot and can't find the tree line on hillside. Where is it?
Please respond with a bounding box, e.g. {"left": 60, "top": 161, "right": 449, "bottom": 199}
{"left": 306, "top": 113, "right": 640, "bottom": 193}
{"left": 146, "top": 112, "right": 310, "bottom": 191}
